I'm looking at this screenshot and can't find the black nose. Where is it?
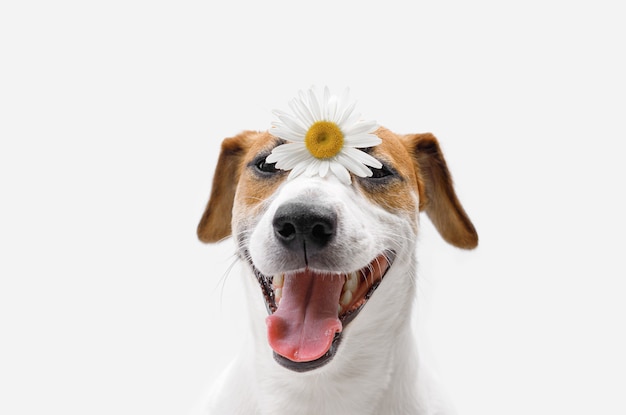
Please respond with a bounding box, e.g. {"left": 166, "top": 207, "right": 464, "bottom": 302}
{"left": 272, "top": 202, "right": 337, "bottom": 254}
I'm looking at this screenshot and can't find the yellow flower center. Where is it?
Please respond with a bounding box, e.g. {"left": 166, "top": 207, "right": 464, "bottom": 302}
{"left": 304, "top": 121, "right": 344, "bottom": 159}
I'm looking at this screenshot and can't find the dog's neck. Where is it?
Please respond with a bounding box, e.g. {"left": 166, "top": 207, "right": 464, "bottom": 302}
{"left": 241, "top": 259, "right": 422, "bottom": 415}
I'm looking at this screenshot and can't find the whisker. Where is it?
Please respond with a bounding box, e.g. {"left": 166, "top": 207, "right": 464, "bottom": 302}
{"left": 216, "top": 254, "right": 240, "bottom": 307}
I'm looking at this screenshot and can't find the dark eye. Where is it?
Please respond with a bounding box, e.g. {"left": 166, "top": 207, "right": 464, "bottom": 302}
{"left": 254, "top": 156, "right": 279, "bottom": 174}
{"left": 368, "top": 164, "right": 394, "bottom": 179}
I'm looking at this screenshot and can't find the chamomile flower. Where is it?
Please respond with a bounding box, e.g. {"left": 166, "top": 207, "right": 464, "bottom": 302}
{"left": 266, "top": 87, "right": 382, "bottom": 185}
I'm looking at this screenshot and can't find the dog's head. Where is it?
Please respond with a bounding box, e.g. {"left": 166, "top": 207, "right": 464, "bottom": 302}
{"left": 197, "top": 127, "right": 477, "bottom": 372}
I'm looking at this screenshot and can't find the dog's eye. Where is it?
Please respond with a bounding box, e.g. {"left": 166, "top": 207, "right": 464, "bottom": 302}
{"left": 368, "top": 164, "right": 393, "bottom": 179}
{"left": 254, "top": 156, "right": 279, "bottom": 174}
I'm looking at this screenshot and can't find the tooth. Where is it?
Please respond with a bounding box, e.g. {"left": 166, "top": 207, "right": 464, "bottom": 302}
{"left": 275, "top": 288, "right": 282, "bottom": 304}
{"left": 340, "top": 290, "right": 352, "bottom": 307}
{"left": 345, "top": 272, "right": 358, "bottom": 292}
{"left": 273, "top": 274, "right": 284, "bottom": 288}
{"left": 338, "top": 304, "right": 343, "bottom": 314}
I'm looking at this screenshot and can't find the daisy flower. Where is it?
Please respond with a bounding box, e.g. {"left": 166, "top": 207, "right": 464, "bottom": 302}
{"left": 266, "top": 87, "right": 382, "bottom": 185}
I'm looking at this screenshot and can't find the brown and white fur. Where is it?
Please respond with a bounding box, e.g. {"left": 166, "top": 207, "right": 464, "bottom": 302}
{"left": 195, "top": 127, "right": 478, "bottom": 415}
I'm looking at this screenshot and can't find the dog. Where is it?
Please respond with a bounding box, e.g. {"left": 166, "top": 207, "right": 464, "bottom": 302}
{"left": 195, "top": 125, "right": 478, "bottom": 414}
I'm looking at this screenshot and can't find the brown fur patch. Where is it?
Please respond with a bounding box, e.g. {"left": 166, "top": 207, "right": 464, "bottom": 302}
{"left": 232, "top": 132, "right": 288, "bottom": 220}
{"left": 355, "top": 128, "right": 420, "bottom": 218}
{"left": 404, "top": 132, "right": 478, "bottom": 249}
{"left": 197, "top": 131, "right": 255, "bottom": 242}
{"left": 197, "top": 131, "right": 289, "bottom": 242}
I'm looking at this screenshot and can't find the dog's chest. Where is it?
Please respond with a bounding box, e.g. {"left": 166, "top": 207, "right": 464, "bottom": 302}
{"left": 257, "top": 375, "right": 389, "bottom": 415}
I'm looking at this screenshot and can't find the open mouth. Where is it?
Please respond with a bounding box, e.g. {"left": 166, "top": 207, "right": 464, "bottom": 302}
{"left": 252, "top": 251, "right": 395, "bottom": 372}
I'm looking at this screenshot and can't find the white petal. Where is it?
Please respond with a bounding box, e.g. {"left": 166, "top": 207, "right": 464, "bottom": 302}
{"left": 332, "top": 88, "right": 351, "bottom": 121}
{"left": 274, "top": 148, "right": 313, "bottom": 170}
{"left": 336, "top": 153, "right": 374, "bottom": 177}
{"left": 289, "top": 99, "right": 315, "bottom": 127}
{"left": 338, "top": 88, "right": 351, "bottom": 111}
{"left": 267, "top": 144, "right": 307, "bottom": 166}
{"left": 289, "top": 91, "right": 316, "bottom": 126}
{"left": 307, "top": 88, "right": 322, "bottom": 120}
{"left": 341, "top": 110, "right": 361, "bottom": 130}
{"left": 305, "top": 159, "right": 322, "bottom": 177}
{"left": 288, "top": 161, "right": 309, "bottom": 180}
{"left": 319, "top": 160, "right": 330, "bottom": 177}
{"left": 293, "top": 91, "right": 317, "bottom": 124}
{"left": 335, "top": 100, "right": 357, "bottom": 127}
{"left": 273, "top": 110, "right": 308, "bottom": 135}
{"left": 344, "top": 133, "right": 382, "bottom": 148}
{"left": 322, "top": 86, "right": 331, "bottom": 119}
{"left": 343, "top": 120, "right": 378, "bottom": 136}
{"left": 267, "top": 142, "right": 305, "bottom": 157}
{"left": 297, "top": 89, "right": 309, "bottom": 105}
{"left": 342, "top": 146, "right": 383, "bottom": 168}
{"left": 329, "top": 161, "right": 351, "bottom": 184}
{"left": 269, "top": 125, "right": 305, "bottom": 142}
{"left": 327, "top": 95, "right": 338, "bottom": 122}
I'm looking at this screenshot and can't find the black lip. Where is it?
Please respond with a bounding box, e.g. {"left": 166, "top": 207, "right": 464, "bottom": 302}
{"left": 251, "top": 250, "right": 396, "bottom": 372}
{"left": 273, "top": 333, "right": 342, "bottom": 372}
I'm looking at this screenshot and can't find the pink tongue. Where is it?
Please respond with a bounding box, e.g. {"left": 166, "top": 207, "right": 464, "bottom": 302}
{"left": 266, "top": 270, "right": 344, "bottom": 362}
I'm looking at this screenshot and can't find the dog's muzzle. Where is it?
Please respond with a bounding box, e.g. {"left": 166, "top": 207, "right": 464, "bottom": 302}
{"left": 248, "top": 202, "right": 396, "bottom": 372}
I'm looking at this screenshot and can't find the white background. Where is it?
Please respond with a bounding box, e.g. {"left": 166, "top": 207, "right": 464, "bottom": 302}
{"left": 1, "top": 1, "right": 625, "bottom": 414}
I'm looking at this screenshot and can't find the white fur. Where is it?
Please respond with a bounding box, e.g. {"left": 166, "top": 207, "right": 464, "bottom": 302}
{"left": 193, "top": 174, "right": 456, "bottom": 415}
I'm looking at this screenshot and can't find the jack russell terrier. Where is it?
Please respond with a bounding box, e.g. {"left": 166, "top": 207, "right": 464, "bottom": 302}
{"left": 195, "top": 88, "right": 478, "bottom": 415}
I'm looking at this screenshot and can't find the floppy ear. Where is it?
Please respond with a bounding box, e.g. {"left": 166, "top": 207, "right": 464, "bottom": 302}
{"left": 197, "top": 131, "right": 252, "bottom": 243}
{"left": 405, "top": 133, "right": 478, "bottom": 249}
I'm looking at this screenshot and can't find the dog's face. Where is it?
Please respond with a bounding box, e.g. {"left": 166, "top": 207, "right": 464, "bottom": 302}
{"left": 198, "top": 127, "right": 477, "bottom": 372}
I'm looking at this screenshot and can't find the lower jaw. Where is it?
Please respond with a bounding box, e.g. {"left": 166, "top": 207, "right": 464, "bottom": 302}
{"left": 273, "top": 333, "right": 342, "bottom": 372}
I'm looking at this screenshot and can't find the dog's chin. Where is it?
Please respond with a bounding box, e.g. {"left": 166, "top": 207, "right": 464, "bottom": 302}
{"left": 271, "top": 334, "right": 342, "bottom": 372}
{"left": 251, "top": 250, "right": 396, "bottom": 373}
